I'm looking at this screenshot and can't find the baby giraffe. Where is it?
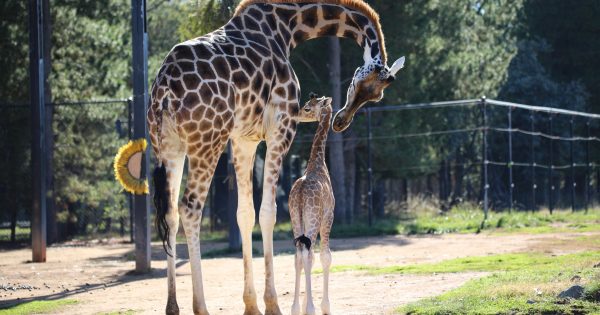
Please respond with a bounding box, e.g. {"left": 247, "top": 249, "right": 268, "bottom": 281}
{"left": 289, "top": 93, "right": 335, "bottom": 315}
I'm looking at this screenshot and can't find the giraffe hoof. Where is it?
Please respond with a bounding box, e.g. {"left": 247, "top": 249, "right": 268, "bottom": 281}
{"left": 264, "top": 305, "right": 283, "bottom": 315}
{"left": 243, "top": 306, "right": 263, "bottom": 315}
{"left": 165, "top": 301, "right": 179, "bottom": 315}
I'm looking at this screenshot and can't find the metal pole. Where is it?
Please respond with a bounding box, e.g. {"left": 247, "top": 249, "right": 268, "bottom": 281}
{"left": 127, "top": 99, "right": 134, "bottom": 243}
{"left": 530, "top": 111, "right": 536, "bottom": 211}
{"left": 570, "top": 119, "right": 575, "bottom": 212}
{"left": 481, "top": 97, "right": 489, "bottom": 220}
{"left": 585, "top": 120, "right": 590, "bottom": 214}
{"left": 131, "top": 0, "right": 151, "bottom": 273}
{"left": 548, "top": 115, "right": 554, "bottom": 214}
{"left": 507, "top": 107, "right": 513, "bottom": 212}
{"left": 367, "top": 108, "right": 373, "bottom": 227}
{"left": 29, "top": 0, "right": 46, "bottom": 262}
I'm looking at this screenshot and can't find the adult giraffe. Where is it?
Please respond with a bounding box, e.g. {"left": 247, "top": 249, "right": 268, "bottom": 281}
{"left": 148, "top": 1, "right": 405, "bottom": 314}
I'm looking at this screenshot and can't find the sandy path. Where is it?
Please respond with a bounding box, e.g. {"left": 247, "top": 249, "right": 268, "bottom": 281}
{"left": 1, "top": 231, "right": 597, "bottom": 314}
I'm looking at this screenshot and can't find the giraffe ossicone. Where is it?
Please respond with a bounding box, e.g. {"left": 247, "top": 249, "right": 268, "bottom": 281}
{"left": 146, "top": 1, "right": 403, "bottom": 314}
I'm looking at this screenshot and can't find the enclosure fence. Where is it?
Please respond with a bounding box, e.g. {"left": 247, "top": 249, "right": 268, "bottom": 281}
{"left": 293, "top": 98, "right": 600, "bottom": 225}
{"left": 1, "top": 97, "right": 599, "bottom": 242}
{"left": 0, "top": 99, "right": 133, "bottom": 242}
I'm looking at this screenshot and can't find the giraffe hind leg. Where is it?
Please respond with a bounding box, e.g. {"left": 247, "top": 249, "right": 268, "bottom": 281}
{"left": 180, "top": 129, "right": 231, "bottom": 315}
{"left": 150, "top": 118, "right": 186, "bottom": 315}
{"left": 319, "top": 210, "right": 334, "bottom": 315}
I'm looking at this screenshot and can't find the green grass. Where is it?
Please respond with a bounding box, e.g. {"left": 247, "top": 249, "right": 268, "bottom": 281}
{"left": 402, "top": 206, "right": 600, "bottom": 235}
{"left": 0, "top": 299, "right": 77, "bottom": 315}
{"left": 320, "top": 251, "right": 600, "bottom": 275}
{"left": 398, "top": 251, "right": 600, "bottom": 314}
{"left": 321, "top": 207, "right": 600, "bottom": 239}
{"left": 171, "top": 206, "right": 600, "bottom": 245}
{"left": 0, "top": 226, "right": 30, "bottom": 242}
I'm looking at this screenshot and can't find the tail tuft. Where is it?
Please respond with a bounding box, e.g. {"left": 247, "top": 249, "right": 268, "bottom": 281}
{"left": 294, "top": 235, "right": 312, "bottom": 250}
{"left": 153, "top": 164, "right": 172, "bottom": 256}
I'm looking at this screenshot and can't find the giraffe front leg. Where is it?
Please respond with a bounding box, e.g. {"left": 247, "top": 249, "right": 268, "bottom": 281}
{"left": 231, "top": 139, "right": 262, "bottom": 315}
{"left": 260, "top": 117, "right": 296, "bottom": 315}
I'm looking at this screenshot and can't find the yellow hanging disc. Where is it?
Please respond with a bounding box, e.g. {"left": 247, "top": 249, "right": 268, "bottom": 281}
{"left": 114, "top": 138, "right": 149, "bottom": 195}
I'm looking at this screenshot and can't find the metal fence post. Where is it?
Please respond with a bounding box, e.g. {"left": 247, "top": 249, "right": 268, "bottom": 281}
{"left": 131, "top": 0, "right": 151, "bottom": 273}
{"left": 29, "top": 0, "right": 47, "bottom": 262}
{"left": 548, "top": 114, "right": 554, "bottom": 214}
{"left": 507, "top": 107, "right": 513, "bottom": 212}
{"left": 127, "top": 98, "right": 135, "bottom": 243}
{"left": 530, "top": 111, "right": 536, "bottom": 211}
{"left": 570, "top": 118, "right": 576, "bottom": 212}
{"left": 481, "top": 97, "right": 489, "bottom": 220}
{"left": 585, "top": 120, "right": 590, "bottom": 213}
{"left": 367, "top": 108, "right": 373, "bottom": 227}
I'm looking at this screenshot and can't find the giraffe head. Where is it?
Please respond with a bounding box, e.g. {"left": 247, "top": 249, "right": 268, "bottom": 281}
{"left": 298, "top": 92, "right": 333, "bottom": 123}
{"left": 332, "top": 53, "right": 406, "bottom": 132}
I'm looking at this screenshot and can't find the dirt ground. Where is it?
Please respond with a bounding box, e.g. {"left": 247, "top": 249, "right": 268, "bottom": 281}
{"left": 1, "top": 231, "right": 598, "bottom": 315}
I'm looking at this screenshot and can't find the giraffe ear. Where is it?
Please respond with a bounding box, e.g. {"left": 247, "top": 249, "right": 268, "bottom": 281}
{"left": 389, "top": 56, "right": 405, "bottom": 76}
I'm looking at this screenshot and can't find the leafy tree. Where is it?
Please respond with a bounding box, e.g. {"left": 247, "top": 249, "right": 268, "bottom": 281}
{"left": 0, "top": 1, "right": 32, "bottom": 241}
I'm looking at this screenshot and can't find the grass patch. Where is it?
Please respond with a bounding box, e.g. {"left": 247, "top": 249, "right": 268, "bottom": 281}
{"left": 320, "top": 251, "right": 600, "bottom": 275}
{"left": 398, "top": 251, "right": 600, "bottom": 314}
{"left": 402, "top": 206, "right": 600, "bottom": 235}
{"left": 0, "top": 299, "right": 77, "bottom": 315}
{"left": 0, "top": 226, "right": 30, "bottom": 242}
{"left": 171, "top": 206, "right": 600, "bottom": 245}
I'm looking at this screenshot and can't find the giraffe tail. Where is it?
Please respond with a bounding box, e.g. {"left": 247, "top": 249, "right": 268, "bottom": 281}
{"left": 150, "top": 88, "right": 172, "bottom": 256}
{"left": 294, "top": 235, "right": 311, "bottom": 251}
{"left": 153, "top": 164, "right": 171, "bottom": 256}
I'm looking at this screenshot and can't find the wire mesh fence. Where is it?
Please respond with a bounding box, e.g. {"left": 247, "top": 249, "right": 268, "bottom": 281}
{"left": 0, "top": 99, "right": 132, "bottom": 242}
{"left": 1, "top": 98, "right": 599, "bottom": 242}
{"left": 300, "top": 98, "right": 600, "bottom": 224}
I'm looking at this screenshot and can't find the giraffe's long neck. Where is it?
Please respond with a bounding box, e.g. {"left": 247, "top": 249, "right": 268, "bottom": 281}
{"left": 233, "top": 2, "right": 386, "bottom": 65}
{"left": 306, "top": 110, "right": 332, "bottom": 174}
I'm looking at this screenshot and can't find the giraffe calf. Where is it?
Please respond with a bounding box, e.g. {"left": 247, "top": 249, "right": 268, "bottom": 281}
{"left": 289, "top": 93, "right": 335, "bottom": 315}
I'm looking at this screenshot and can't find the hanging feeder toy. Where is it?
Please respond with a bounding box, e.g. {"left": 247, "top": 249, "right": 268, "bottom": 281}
{"left": 114, "top": 138, "right": 149, "bottom": 195}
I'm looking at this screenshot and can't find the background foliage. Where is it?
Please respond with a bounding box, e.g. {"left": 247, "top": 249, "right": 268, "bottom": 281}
{"left": 0, "top": 0, "right": 598, "bottom": 241}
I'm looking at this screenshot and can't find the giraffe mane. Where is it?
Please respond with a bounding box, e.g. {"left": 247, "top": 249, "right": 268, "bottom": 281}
{"left": 234, "top": 0, "right": 387, "bottom": 63}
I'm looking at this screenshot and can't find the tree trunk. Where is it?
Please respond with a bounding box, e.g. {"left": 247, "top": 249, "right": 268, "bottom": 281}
{"left": 375, "top": 180, "right": 385, "bottom": 218}
{"left": 453, "top": 149, "right": 464, "bottom": 206}
{"left": 402, "top": 178, "right": 408, "bottom": 202}
{"left": 327, "top": 37, "right": 347, "bottom": 223}
{"left": 353, "top": 163, "right": 362, "bottom": 218}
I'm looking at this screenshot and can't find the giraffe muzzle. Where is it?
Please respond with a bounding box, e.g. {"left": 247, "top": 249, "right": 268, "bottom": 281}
{"left": 332, "top": 109, "right": 353, "bottom": 133}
